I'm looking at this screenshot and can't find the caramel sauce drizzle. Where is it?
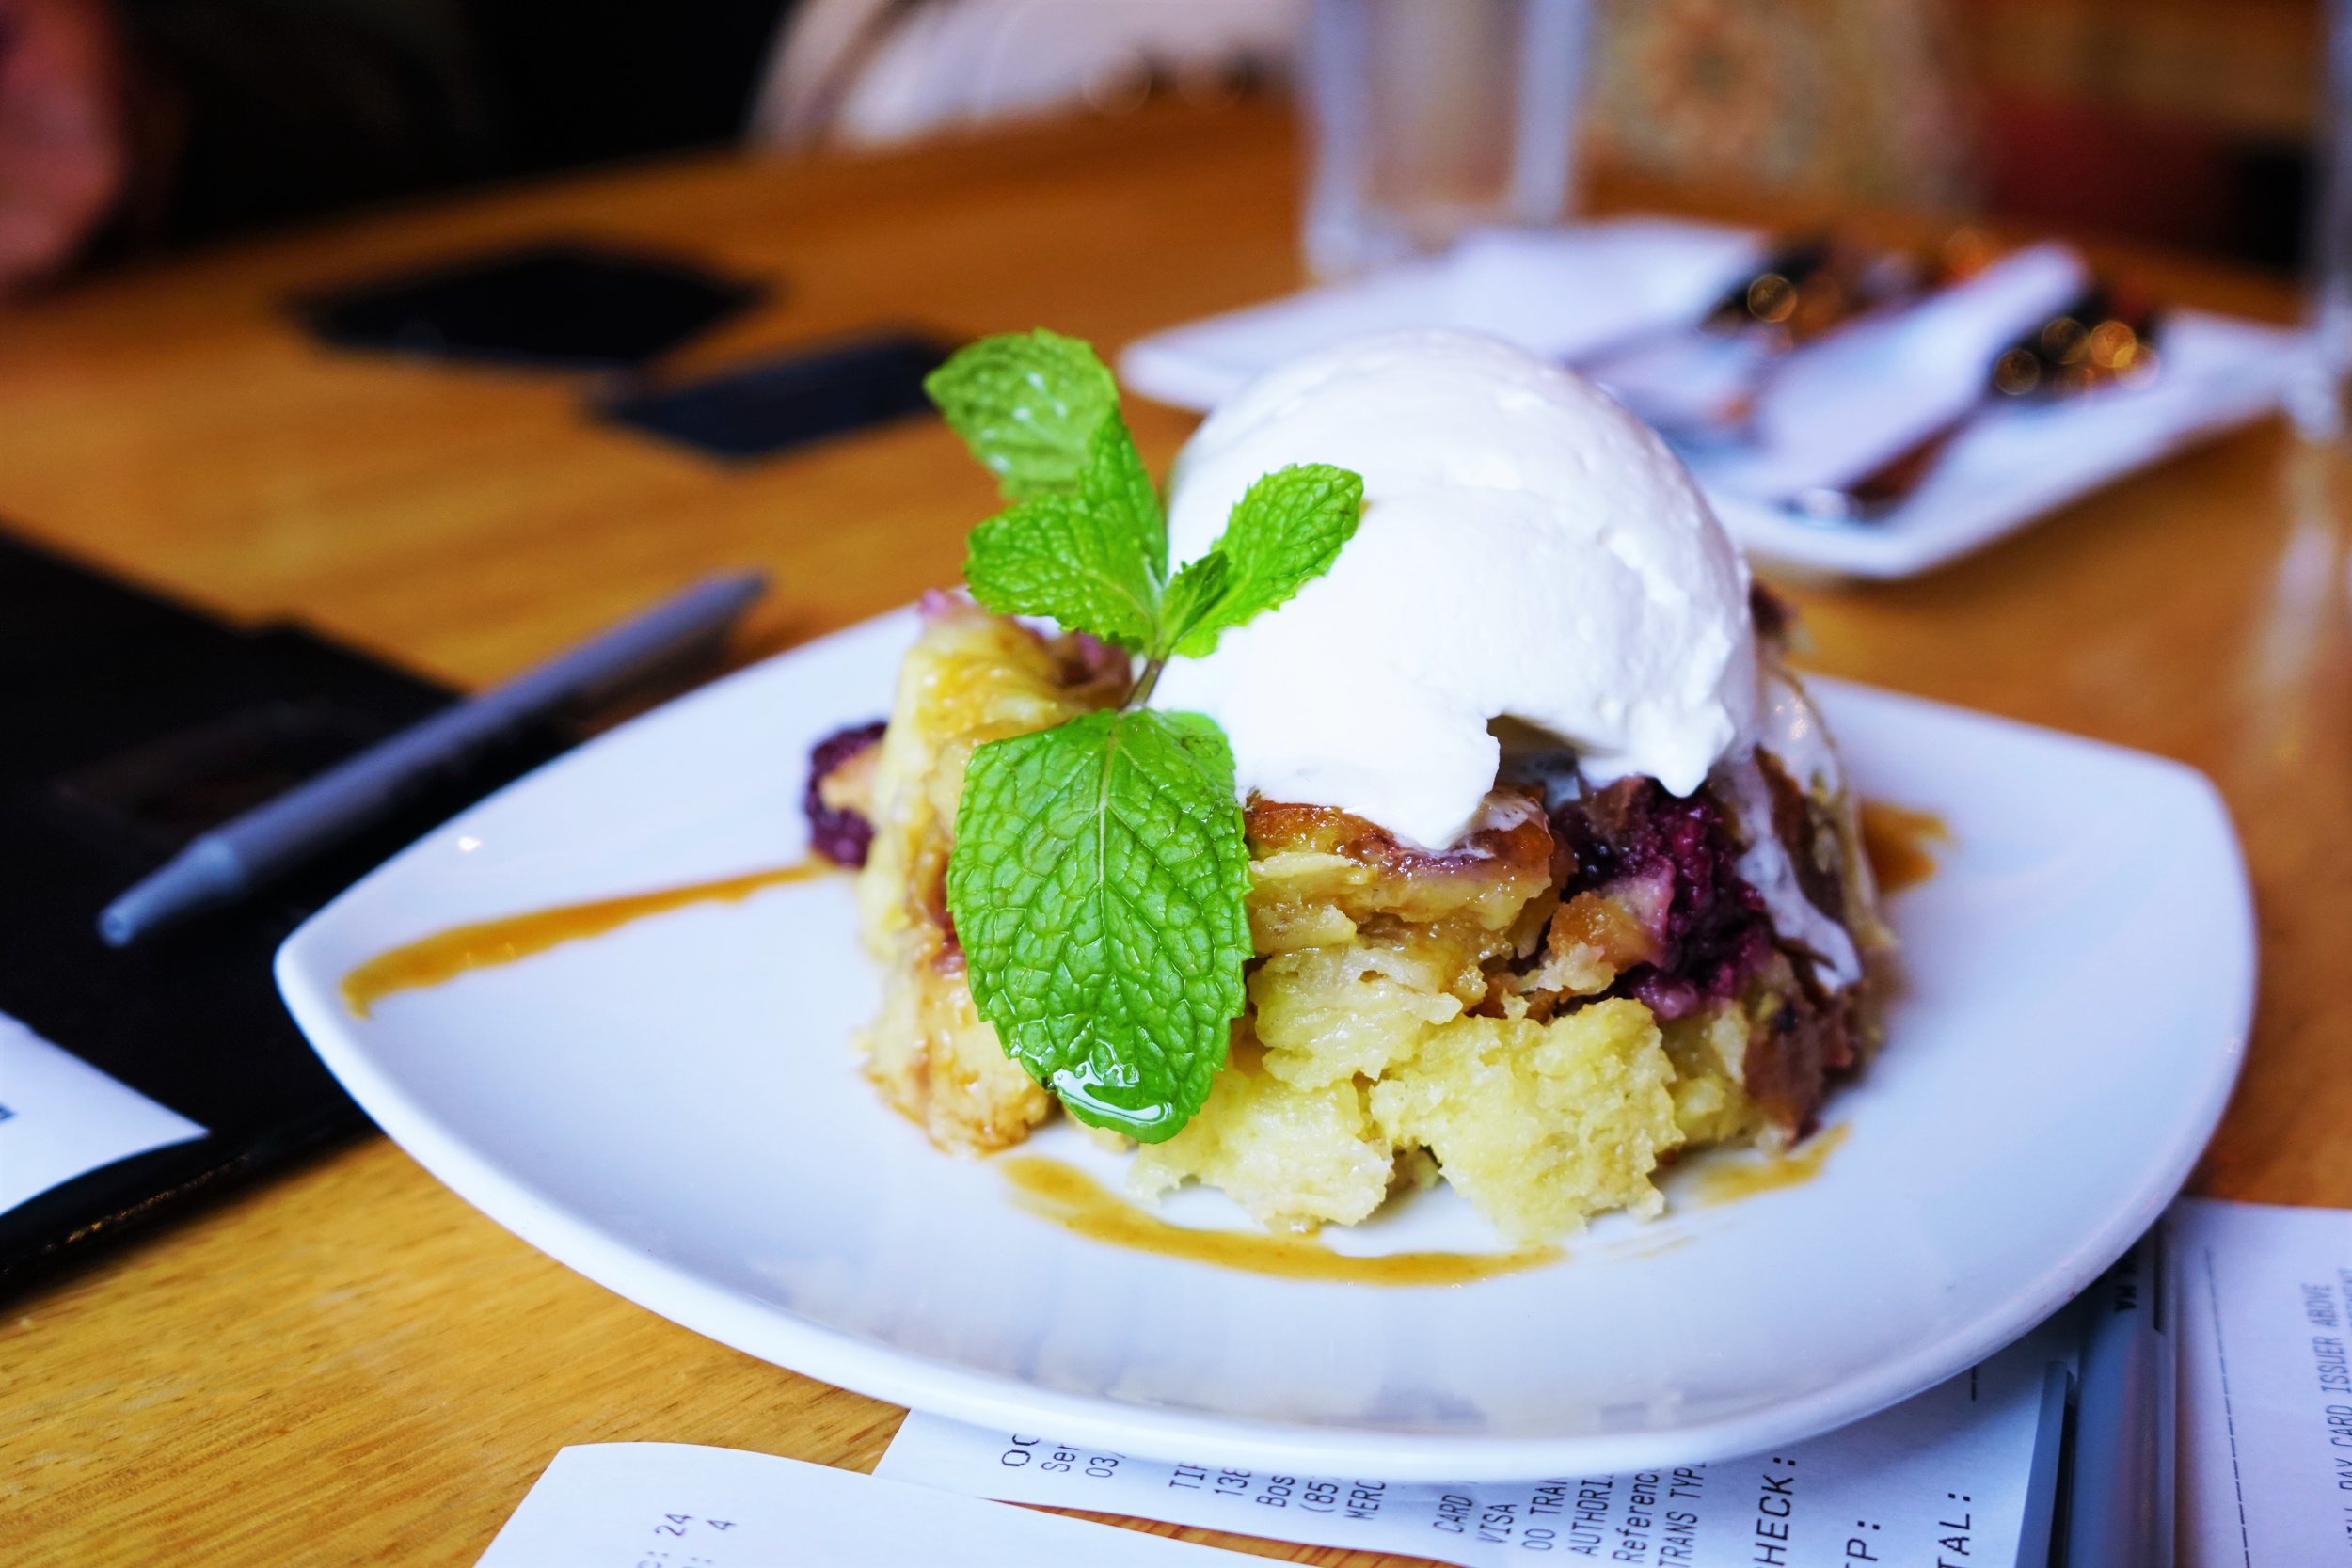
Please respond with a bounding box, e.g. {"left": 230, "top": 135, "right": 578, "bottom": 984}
{"left": 999, "top": 1156, "right": 1562, "bottom": 1286}
{"left": 1685, "top": 1122, "right": 1851, "bottom": 1207}
{"left": 341, "top": 860, "right": 835, "bottom": 1017}
{"left": 1859, "top": 800, "right": 1949, "bottom": 894}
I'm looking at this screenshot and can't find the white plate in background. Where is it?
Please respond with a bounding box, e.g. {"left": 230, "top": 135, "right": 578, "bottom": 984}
{"left": 1699, "top": 309, "right": 2298, "bottom": 578}
{"left": 1119, "top": 223, "right": 2300, "bottom": 580}
{"left": 277, "top": 608, "right": 2251, "bottom": 1479}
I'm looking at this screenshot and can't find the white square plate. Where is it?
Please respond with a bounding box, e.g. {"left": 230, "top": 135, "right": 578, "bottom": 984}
{"left": 277, "top": 608, "right": 2252, "bottom": 1479}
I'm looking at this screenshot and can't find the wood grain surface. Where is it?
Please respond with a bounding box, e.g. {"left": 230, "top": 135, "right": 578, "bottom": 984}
{"left": 2, "top": 100, "right": 2344, "bottom": 1566}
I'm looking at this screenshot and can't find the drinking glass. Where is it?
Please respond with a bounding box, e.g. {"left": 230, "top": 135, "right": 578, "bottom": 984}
{"left": 1302, "top": 0, "right": 1593, "bottom": 280}
{"left": 2296, "top": 0, "right": 2352, "bottom": 437}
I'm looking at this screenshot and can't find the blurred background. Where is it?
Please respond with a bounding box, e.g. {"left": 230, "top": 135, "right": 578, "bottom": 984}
{"left": 0, "top": 0, "right": 2324, "bottom": 298}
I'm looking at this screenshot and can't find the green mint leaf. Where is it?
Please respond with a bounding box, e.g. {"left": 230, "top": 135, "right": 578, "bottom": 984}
{"left": 1170, "top": 463, "right": 1364, "bottom": 657}
{"left": 946, "top": 707, "right": 1250, "bottom": 1142}
{"left": 961, "top": 420, "right": 1168, "bottom": 650}
{"left": 1159, "top": 548, "right": 1231, "bottom": 655}
{"left": 962, "top": 495, "right": 1158, "bottom": 650}
{"left": 924, "top": 329, "right": 1120, "bottom": 499}
{"left": 1080, "top": 411, "right": 1167, "bottom": 575}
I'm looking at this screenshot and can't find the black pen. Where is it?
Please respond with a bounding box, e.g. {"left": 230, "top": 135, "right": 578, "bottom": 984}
{"left": 98, "top": 570, "right": 768, "bottom": 945}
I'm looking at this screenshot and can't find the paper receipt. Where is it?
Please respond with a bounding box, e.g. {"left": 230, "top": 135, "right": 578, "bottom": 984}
{"left": 2176, "top": 1198, "right": 2352, "bottom": 1566}
{"left": 474, "top": 1442, "right": 1263, "bottom": 1566}
{"left": 880, "top": 1324, "right": 2068, "bottom": 1568}
{"left": 0, "top": 1011, "right": 204, "bottom": 1215}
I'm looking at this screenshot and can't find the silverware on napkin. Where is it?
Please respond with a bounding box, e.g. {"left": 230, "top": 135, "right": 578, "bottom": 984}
{"left": 1593, "top": 232, "right": 2022, "bottom": 440}
{"left": 1787, "top": 283, "right": 2163, "bottom": 522}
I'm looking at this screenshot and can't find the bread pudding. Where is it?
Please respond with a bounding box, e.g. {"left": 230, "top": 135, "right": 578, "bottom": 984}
{"left": 814, "top": 591, "right": 1887, "bottom": 1243}
{"left": 812, "top": 328, "right": 1891, "bottom": 1245}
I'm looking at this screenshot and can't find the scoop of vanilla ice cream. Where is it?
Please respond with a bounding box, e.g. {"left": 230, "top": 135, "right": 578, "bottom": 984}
{"left": 1150, "top": 330, "right": 1757, "bottom": 849}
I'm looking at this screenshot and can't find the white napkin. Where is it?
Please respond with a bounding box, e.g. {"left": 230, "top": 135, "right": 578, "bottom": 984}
{"left": 1589, "top": 328, "right": 1775, "bottom": 434}
{"left": 1117, "top": 216, "right": 1764, "bottom": 411}
{"left": 1437, "top": 220, "right": 1766, "bottom": 357}
{"left": 1696, "top": 242, "right": 2093, "bottom": 501}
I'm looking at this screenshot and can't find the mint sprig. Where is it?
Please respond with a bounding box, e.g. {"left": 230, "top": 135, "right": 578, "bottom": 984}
{"left": 925, "top": 331, "right": 1363, "bottom": 1141}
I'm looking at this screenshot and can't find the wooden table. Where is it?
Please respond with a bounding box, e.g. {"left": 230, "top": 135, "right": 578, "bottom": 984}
{"left": 2, "top": 100, "right": 2344, "bottom": 1566}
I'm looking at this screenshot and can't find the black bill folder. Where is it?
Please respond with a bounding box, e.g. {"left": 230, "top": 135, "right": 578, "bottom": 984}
{"left": 0, "top": 531, "right": 563, "bottom": 1294}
